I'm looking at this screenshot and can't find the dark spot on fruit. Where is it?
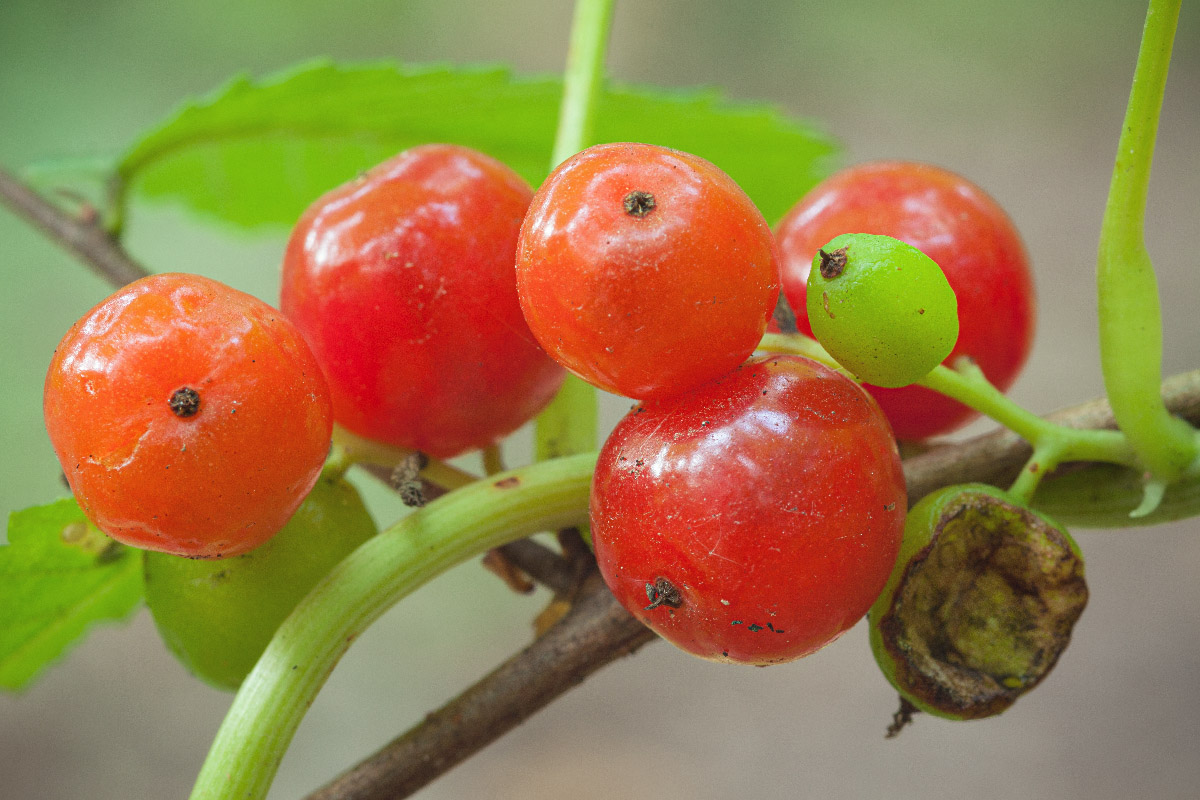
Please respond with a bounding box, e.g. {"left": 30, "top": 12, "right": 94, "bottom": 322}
{"left": 494, "top": 476, "right": 521, "bottom": 489}
{"left": 644, "top": 577, "right": 682, "bottom": 610}
{"left": 748, "top": 623, "right": 764, "bottom": 632}
{"left": 818, "top": 246, "right": 849, "bottom": 279}
{"left": 918, "top": 308, "right": 926, "bottom": 315}
{"left": 169, "top": 387, "right": 201, "bottom": 418}
{"left": 731, "top": 620, "right": 744, "bottom": 625}
{"left": 885, "top": 502, "right": 896, "bottom": 511}
{"left": 623, "top": 190, "right": 656, "bottom": 218}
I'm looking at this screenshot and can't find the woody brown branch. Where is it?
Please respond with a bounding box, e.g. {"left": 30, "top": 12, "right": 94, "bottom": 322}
{"left": 0, "top": 166, "right": 149, "bottom": 288}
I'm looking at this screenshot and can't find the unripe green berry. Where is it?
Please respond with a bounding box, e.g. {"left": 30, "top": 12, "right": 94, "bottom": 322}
{"left": 144, "top": 471, "right": 377, "bottom": 690}
{"left": 806, "top": 233, "right": 958, "bottom": 388}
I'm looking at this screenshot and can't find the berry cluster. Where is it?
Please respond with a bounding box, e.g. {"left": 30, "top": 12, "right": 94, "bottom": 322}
{"left": 43, "top": 140, "right": 1038, "bottom": 674}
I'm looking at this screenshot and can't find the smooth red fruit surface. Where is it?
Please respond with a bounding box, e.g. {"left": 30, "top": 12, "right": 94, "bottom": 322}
{"left": 281, "top": 144, "right": 564, "bottom": 458}
{"left": 591, "top": 354, "right": 906, "bottom": 665}
{"left": 44, "top": 273, "right": 332, "bottom": 559}
{"left": 516, "top": 142, "right": 780, "bottom": 400}
{"left": 777, "top": 161, "right": 1035, "bottom": 439}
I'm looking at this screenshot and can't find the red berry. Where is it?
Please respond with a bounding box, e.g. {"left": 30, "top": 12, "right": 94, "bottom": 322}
{"left": 280, "top": 144, "right": 564, "bottom": 458}
{"left": 591, "top": 354, "right": 906, "bottom": 664}
{"left": 43, "top": 273, "right": 332, "bottom": 559}
{"left": 516, "top": 142, "right": 780, "bottom": 400}
{"left": 777, "top": 161, "right": 1035, "bottom": 439}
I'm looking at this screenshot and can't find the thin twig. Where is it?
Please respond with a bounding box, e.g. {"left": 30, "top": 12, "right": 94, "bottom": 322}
{"left": 495, "top": 538, "right": 576, "bottom": 596}
{"left": 301, "top": 371, "right": 1200, "bottom": 800}
{"left": 0, "top": 166, "right": 148, "bottom": 287}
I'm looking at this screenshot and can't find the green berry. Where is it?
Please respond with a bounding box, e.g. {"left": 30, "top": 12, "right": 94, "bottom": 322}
{"left": 805, "top": 233, "right": 958, "bottom": 387}
{"left": 144, "top": 471, "right": 377, "bottom": 690}
{"left": 868, "top": 484, "right": 1088, "bottom": 722}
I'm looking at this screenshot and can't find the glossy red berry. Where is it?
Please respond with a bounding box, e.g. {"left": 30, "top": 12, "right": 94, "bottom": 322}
{"left": 591, "top": 354, "right": 907, "bottom": 664}
{"left": 777, "top": 161, "right": 1035, "bottom": 439}
{"left": 516, "top": 142, "right": 780, "bottom": 400}
{"left": 43, "top": 273, "right": 333, "bottom": 559}
{"left": 281, "top": 144, "right": 564, "bottom": 458}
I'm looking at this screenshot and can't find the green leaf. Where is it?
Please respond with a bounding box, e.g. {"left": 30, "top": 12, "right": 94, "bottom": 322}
{"left": 0, "top": 499, "right": 143, "bottom": 692}
{"left": 117, "top": 61, "right": 837, "bottom": 229}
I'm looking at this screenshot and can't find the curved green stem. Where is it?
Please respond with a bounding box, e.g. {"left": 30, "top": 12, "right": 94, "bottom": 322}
{"left": 758, "top": 332, "right": 1140, "bottom": 492}
{"left": 189, "top": 452, "right": 597, "bottom": 800}
{"left": 917, "top": 362, "right": 1132, "bottom": 466}
{"left": 1097, "top": 0, "right": 1196, "bottom": 488}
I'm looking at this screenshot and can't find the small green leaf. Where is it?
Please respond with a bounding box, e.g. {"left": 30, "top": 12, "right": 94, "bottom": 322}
{"left": 116, "top": 61, "right": 836, "bottom": 229}
{"left": 0, "top": 499, "right": 143, "bottom": 692}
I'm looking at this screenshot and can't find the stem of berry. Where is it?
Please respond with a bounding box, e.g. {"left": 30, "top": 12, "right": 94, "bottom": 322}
{"left": 550, "top": 0, "right": 615, "bottom": 168}
{"left": 758, "top": 332, "right": 1138, "bottom": 499}
{"left": 1097, "top": 0, "right": 1198, "bottom": 512}
{"left": 188, "top": 452, "right": 597, "bottom": 800}
{"left": 331, "top": 425, "right": 479, "bottom": 490}
{"left": 535, "top": 0, "right": 615, "bottom": 462}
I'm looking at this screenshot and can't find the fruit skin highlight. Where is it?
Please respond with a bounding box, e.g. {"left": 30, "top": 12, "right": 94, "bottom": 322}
{"left": 778, "top": 161, "right": 1035, "bottom": 439}
{"left": 591, "top": 354, "right": 906, "bottom": 665}
{"left": 144, "top": 472, "right": 377, "bottom": 690}
{"left": 281, "top": 144, "right": 564, "bottom": 458}
{"left": 43, "top": 273, "right": 333, "bottom": 559}
{"left": 516, "top": 142, "right": 780, "bottom": 400}
{"left": 805, "top": 232, "right": 959, "bottom": 388}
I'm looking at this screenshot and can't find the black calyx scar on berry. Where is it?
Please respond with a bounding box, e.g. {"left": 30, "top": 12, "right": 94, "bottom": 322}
{"left": 623, "top": 190, "right": 656, "bottom": 218}
{"left": 169, "top": 387, "right": 202, "bottom": 418}
{"left": 644, "top": 576, "right": 682, "bottom": 610}
{"left": 818, "top": 246, "right": 849, "bottom": 279}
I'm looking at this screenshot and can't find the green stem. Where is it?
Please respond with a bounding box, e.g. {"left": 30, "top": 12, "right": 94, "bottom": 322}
{"left": 549, "top": 0, "right": 616, "bottom": 168}
{"left": 189, "top": 452, "right": 597, "bottom": 800}
{"left": 917, "top": 363, "right": 1131, "bottom": 466}
{"left": 758, "top": 333, "right": 1139, "bottom": 489}
{"left": 1097, "top": 0, "right": 1197, "bottom": 487}
{"left": 1008, "top": 445, "right": 1066, "bottom": 506}
{"left": 536, "top": 0, "right": 614, "bottom": 460}
{"left": 332, "top": 424, "right": 479, "bottom": 490}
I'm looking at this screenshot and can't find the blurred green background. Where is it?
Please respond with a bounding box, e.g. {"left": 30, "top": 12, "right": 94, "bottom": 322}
{"left": 2, "top": 1, "right": 1198, "bottom": 799}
